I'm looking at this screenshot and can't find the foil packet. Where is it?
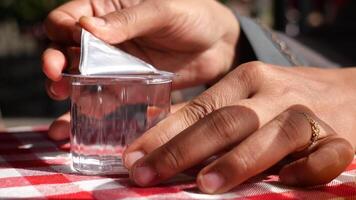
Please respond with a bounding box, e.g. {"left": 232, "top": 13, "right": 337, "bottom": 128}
{"left": 79, "top": 29, "right": 158, "bottom": 75}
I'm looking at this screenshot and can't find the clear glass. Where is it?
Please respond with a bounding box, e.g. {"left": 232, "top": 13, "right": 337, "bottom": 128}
{"left": 65, "top": 73, "right": 173, "bottom": 175}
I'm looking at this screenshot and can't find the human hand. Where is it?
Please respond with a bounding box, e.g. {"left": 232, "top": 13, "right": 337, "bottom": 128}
{"left": 123, "top": 61, "right": 355, "bottom": 193}
{"left": 42, "top": 0, "right": 239, "bottom": 140}
{"left": 42, "top": 0, "right": 239, "bottom": 96}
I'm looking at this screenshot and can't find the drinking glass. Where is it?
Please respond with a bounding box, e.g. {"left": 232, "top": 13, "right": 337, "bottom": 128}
{"left": 64, "top": 73, "right": 173, "bottom": 175}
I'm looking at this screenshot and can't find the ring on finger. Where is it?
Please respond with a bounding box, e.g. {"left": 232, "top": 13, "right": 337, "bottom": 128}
{"left": 301, "top": 112, "right": 320, "bottom": 145}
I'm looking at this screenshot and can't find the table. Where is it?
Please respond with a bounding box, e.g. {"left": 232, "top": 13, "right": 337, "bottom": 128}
{"left": 0, "top": 127, "right": 356, "bottom": 200}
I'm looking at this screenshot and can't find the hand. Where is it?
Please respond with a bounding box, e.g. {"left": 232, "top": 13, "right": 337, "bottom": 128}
{"left": 123, "top": 61, "right": 355, "bottom": 193}
{"left": 42, "top": 0, "right": 239, "bottom": 140}
{"left": 42, "top": 0, "right": 239, "bottom": 94}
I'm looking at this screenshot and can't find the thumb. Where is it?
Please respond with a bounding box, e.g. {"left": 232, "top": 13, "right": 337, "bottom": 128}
{"left": 78, "top": 2, "right": 170, "bottom": 44}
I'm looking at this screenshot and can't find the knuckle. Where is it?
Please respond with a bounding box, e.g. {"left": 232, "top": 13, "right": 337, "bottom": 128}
{"left": 229, "top": 149, "right": 253, "bottom": 175}
{"left": 115, "top": 9, "right": 136, "bottom": 26}
{"left": 233, "top": 61, "right": 267, "bottom": 92}
{"left": 105, "top": 9, "right": 137, "bottom": 41}
{"left": 275, "top": 110, "right": 310, "bottom": 150}
{"left": 206, "top": 107, "right": 240, "bottom": 144}
{"left": 238, "top": 61, "right": 266, "bottom": 78}
{"left": 185, "top": 94, "right": 218, "bottom": 122}
{"left": 160, "top": 144, "right": 185, "bottom": 172}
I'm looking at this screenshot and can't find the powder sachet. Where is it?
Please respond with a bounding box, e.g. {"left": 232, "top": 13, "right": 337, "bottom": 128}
{"left": 79, "top": 29, "right": 158, "bottom": 75}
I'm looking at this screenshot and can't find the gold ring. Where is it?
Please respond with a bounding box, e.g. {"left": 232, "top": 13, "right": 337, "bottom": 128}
{"left": 302, "top": 112, "right": 320, "bottom": 144}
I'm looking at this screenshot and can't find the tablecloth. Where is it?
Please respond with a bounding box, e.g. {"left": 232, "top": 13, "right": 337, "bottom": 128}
{"left": 0, "top": 127, "right": 356, "bottom": 200}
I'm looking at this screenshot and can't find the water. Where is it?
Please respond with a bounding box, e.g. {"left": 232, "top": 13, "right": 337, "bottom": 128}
{"left": 70, "top": 79, "right": 171, "bottom": 175}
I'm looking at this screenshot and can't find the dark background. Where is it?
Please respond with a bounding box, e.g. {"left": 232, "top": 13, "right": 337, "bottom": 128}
{"left": 0, "top": 0, "right": 68, "bottom": 121}
{"left": 0, "top": 0, "right": 355, "bottom": 125}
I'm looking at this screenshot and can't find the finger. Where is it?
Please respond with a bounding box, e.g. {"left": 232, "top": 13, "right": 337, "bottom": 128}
{"left": 171, "top": 102, "right": 189, "bottom": 113}
{"left": 88, "top": 0, "right": 141, "bottom": 16}
{"left": 123, "top": 62, "right": 263, "bottom": 167}
{"left": 90, "top": 0, "right": 121, "bottom": 16}
{"left": 279, "top": 137, "right": 354, "bottom": 186}
{"left": 128, "top": 106, "right": 259, "bottom": 186}
{"left": 45, "top": 78, "right": 70, "bottom": 101}
{"left": 48, "top": 112, "right": 71, "bottom": 141}
{"left": 42, "top": 45, "right": 67, "bottom": 81}
{"left": 44, "top": 0, "right": 93, "bottom": 43}
{"left": 196, "top": 106, "right": 330, "bottom": 193}
{"left": 78, "top": 1, "right": 172, "bottom": 44}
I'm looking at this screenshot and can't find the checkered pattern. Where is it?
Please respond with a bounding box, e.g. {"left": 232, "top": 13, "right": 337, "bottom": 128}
{"left": 0, "top": 128, "right": 356, "bottom": 200}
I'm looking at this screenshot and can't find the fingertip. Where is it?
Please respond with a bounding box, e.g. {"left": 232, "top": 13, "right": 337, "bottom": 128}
{"left": 79, "top": 11, "right": 139, "bottom": 45}
{"left": 79, "top": 16, "right": 106, "bottom": 27}
{"left": 335, "top": 138, "right": 354, "bottom": 164}
{"left": 197, "top": 172, "right": 225, "bottom": 194}
{"left": 123, "top": 150, "right": 145, "bottom": 169}
{"left": 48, "top": 113, "right": 70, "bottom": 141}
{"left": 279, "top": 137, "right": 354, "bottom": 187}
{"left": 78, "top": 16, "right": 90, "bottom": 29}
{"left": 46, "top": 79, "right": 70, "bottom": 100}
{"left": 42, "top": 47, "right": 67, "bottom": 81}
{"left": 123, "top": 142, "right": 144, "bottom": 168}
{"left": 78, "top": 16, "right": 107, "bottom": 38}
{"left": 129, "top": 159, "right": 158, "bottom": 187}
{"left": 279, "top": 164, "right": 300, "bottom": 186}
{"left": 78, "top": 16, "right": 114, "bottom": 43}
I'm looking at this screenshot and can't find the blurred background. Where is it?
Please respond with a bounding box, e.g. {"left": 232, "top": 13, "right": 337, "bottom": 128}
{"left": 0, "top": 0, "right": 355, "bottom": 128}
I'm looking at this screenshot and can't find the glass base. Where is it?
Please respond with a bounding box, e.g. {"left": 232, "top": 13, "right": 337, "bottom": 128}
{"left": 71, "top": 152, "right": 128, "bottom": 175}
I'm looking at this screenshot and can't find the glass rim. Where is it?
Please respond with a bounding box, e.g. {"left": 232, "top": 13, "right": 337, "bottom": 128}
{"left": 62, "top": 71, "right": 175, "bottom": 80}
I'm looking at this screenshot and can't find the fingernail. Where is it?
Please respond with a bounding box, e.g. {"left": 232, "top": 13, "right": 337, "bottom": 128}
{"left": 199, "top": 172, "right": 225, "bottom": 193}
{"left": 133, "top": 165, "right": 156, "bottom": 186}
{"left": 81, "top": 16, "right": 106, "bottom": 26}
{"left": 124, "top": 151, "right": 145, "bottom": 168}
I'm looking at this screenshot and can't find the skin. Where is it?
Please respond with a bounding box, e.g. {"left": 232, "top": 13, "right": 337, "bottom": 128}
{"left": 43, "top": 0, "right": 355, "bottom": 194}
{"left": 124, "top": 62, "right": 356, "bottom": 193}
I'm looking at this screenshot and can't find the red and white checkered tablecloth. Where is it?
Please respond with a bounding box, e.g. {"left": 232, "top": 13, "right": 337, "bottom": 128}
{"left": 1, "top": 127, "right": 356, "bottom": 200}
